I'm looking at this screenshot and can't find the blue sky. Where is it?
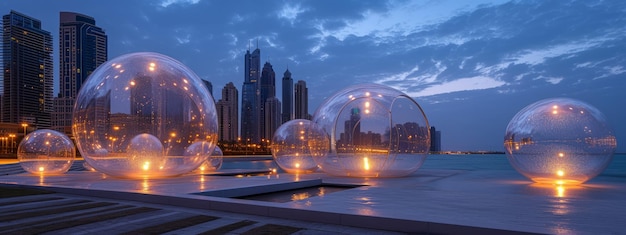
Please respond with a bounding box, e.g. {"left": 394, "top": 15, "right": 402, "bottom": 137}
{"left": 2, "top": 0, "right": 625, "bottom": 152}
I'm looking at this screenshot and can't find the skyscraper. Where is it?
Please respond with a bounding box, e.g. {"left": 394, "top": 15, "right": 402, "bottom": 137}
{"left": 216, "top": 82, "right": 238, "bottom": 142}
{"left": 2, "top": 10, "right": 53, "bottom": 129}
{"left": 264, "top": 97, "right": 281, "bottom": 142}
{"left": 281, "top": 69, "right": 293, "bottom": 124}
{"left": 259, "top": 61, "right": 276, "bottom": 141}
{"left": 294, "top": 80, "right": 308, "bottom": 120}
{"left": 430, "top": 126, "right": 442, "bottom": 152}
{"left": 52, "top": 12, "right": 107, "bottom": 134}
{"left": 240, "top": 46, "right": 260, "bottom": 143}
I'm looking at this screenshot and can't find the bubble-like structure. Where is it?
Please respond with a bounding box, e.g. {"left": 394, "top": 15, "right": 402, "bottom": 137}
{"left": 194, "top": 145, "right": 223, "bottom": 173}
{"left": 72, "top": 52, "right": 218, "bottom": 178}
{"left": 271, "top": 119, "right": 328, "bottom": 174}
{"left": 504, "top": 98, "right": 617, "bottom": 185}
{"left": 312, "top": 83, "right": 430, "bottom": 177}
{"left": 18, "top": 130, "right": 75, "bottom": 175}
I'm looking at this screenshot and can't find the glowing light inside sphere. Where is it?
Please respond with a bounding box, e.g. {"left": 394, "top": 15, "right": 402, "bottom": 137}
{"left": 18, "top": 130, "right": 75, "bottom": 175}
{"left": 72, "top": 52, "right": 218, "bottom": 178}
{"left": 504, "top": 98, "right": 617, "bottom": 185}
{"left": 312, "top": 83, "right": 430, "bottom": 177}
{"left": 271, "top": 119, "right": 328, "bottom": 174}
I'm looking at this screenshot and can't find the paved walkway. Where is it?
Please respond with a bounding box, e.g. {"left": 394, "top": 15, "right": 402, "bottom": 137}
{"left": 0, "top": 191, "right": 402, "bottom": 235}
{"left": 0, "top": 161, "right": 403, "bottom": 235}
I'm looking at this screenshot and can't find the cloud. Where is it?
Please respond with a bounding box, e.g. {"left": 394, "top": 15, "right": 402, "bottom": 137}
{"left": 175, "top": 35, "right": 190, "bottom": 44}
{"left": 403, "top": 76, "right": 507, "bottom": 97}
{"left": 225, "top": 33, "right": 238, "bottom": 46}
{"left": 312, "top": 0, "right": 508, "bottom": 47}
{"left": 278, "top": 3, "right": 308, "bottom": 25}
{"left": 536, "top": 76, "right": 564, "bottom": 85}
{"left": 159, "top": 0, "right": 200, "bottom": 8}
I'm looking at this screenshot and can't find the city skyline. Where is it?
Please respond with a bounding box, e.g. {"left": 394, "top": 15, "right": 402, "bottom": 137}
{"left": 1, "top": 1, "right": 624, "bottom": 152}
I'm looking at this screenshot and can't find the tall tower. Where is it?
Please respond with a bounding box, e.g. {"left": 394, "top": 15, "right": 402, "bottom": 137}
{"left": 53, "top": 12, "right": 107, "bottom": 134}
{"left": 241, "top": 46, "right": 260, "bottom": 143}
{"left": 259, "top": 61, "right": 276, "bottom": 141}
{"left": 217, "top": 82, "right": 238, "bottom": 142}
{"left": 281, "top": 69, "right": 293, "bottom": 124}
{"left": 294, "top": 80, "right": 308, "bottom": 120}
{"left": 1, "top": 10, "right": 54, "bottom": 129}
{"left": 264, "top": 97, "right": 281, "bottom": 141}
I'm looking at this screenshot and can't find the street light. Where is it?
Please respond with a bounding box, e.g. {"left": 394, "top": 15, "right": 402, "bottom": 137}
{"left": 8, "top": 134, "right": 15, "bottom": 153}
{"left": 21, "top": 123, "right": 28, "bottom": 136}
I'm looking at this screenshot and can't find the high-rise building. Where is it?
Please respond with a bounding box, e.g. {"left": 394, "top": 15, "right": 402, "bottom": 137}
{"left": 216, "top": 82, "right": 238, "bottom": 142}
{"left": 294, "top": 80, "right": 308, "bottom": 120}
{"left": 52, "top": 12, "right": 107, "bottom": 134}
{"left": 240, "top": 46, "right": 260, "bottom": 143}
{"left": 264, "top": 97, "right": 281, "bottom": 142}
{"left": 281, "top": 69, "right": 293, "bottom": 124}
{"left": 259, "top": 61, "right": 276, "bottom": 141}
{"left": 430, "top": 126, "right": 442, "bottom": 152}
{"left": 1, "top": 10, "right": 54, "bottom": 129}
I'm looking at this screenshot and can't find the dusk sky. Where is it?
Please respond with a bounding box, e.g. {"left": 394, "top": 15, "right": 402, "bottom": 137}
{"left": 2, "top": 0, "right": 625, "bottom": 152}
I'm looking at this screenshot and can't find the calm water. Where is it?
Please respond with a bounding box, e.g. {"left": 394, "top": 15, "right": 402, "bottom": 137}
{"left": 220, "top": 154, "right": 626, "bottom": 177}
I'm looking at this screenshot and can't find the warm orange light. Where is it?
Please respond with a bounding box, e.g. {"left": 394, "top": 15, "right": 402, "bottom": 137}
{"left": 557, "top": 170, "right": 564, "bottom": 177}
{"left": 142, "top": 161, "right": 151, "bottom": 171}
{"left": 363, "top": 157, "right": 370, "bottom": 170}
{"left": 556, "top": 185, "right": 565, "bottom": 198}
{"left": 558, "top": 152, "right": 564, "bottom": 157}
{"left": 365, "top": 101, "right": 370, "bottom": 108}
{"left": 295, "top": 163, "right": 301, "bottom": 168}
{"left": 130, "top": 81, "right": 136, "bottom": 86}
{"left": 38, "top": 167, "right": 44, "bottom": 172}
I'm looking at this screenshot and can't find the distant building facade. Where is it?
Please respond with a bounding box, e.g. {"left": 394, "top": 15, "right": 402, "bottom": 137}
{"left": 264, "top": 97, "right": 281, "bottom": 141}
{"left": 281, "top": 69, "right": 293, "bottom": 124}
{"left": 202, "top": 79, "right": 213, "bottom": 99}
{"left": 294, "top": 80, "right": 308, "bottom": 120}
{"left": 52, "top": 12, "right": 107, "bottom": 135}
{"left": 216, "top": 82, "right": 238, "bottom": 142}
{"left": 430, "top": 126, "right": 441, "bottom": 152}
{"left": 1, "top": 10, "right": 54, "bottom": 129}
{"left": 259, "top": 61, "right": 277, "bottom": 141}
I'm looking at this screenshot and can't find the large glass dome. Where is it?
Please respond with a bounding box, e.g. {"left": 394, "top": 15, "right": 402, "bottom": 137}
{"left": 72, "top": 52, "right": 218, "bottom": 178}
{"left": 504, "top": 98, "right": 617, "bottom": 185}
{"left": 312, "top": 83, "right": 430, "bottom": 177}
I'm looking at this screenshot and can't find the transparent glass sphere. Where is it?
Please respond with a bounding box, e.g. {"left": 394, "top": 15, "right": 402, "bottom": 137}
{"left": 271, "top": 119, "right": 328, "bottom": 174}
{"left": 194, "top": 145, "right": 223, "bottom": 173}
{"left": 72, "top": 52, "right": 218, "bottom": 178}
{"left": 18, "top": 130, "right": 75, "bottom": 175}
{"left": 312, "top": 83, "right": 430, "bottom": 177}
{"left": 504, "top": 98, "right": 617, "bottom": 185}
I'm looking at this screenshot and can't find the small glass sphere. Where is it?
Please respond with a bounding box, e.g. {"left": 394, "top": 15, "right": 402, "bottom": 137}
{"left": 312, "top": 84, "right": 430, "bottom": 177}
{"left": 72, "top": 52, "right": 218, "bottom": 178}
{"left": 193, "top": 145, "right": 223, "bottom": 173}
{"left": 504, "top": 98, "right": 617, "bottom": 185}
{"left": 18, "top": 130, "right": 75, "bottom": 175}
{"left": 271, "top": 119, "right": 328, "bottom": 174}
